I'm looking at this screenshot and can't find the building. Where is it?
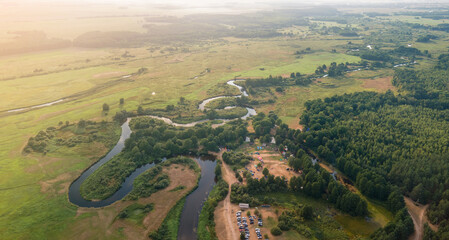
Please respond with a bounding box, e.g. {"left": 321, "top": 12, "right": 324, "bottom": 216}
{"left": 239, "top": 203, "right": 249, "bottom": 209}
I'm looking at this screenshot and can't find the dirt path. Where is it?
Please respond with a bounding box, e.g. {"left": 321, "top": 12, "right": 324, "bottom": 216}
{"left": 214, "top": 150, "right": 239, "bottom": 240}
{"left": 405, "top": 197, "right": 438, "bottom": 240}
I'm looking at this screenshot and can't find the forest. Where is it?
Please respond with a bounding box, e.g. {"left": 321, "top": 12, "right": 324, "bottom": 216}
{"left": 282, "top": 54, "right": 449, "bottom": 239}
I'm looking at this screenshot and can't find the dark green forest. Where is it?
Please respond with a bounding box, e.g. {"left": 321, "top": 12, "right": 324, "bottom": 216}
{"left": 282, "top": 54, "right": 449, "bottom": 239}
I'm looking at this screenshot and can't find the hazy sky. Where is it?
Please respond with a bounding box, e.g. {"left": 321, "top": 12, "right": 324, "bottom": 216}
{"left": 11, "top": 0, "right": 446, "bottom": 5}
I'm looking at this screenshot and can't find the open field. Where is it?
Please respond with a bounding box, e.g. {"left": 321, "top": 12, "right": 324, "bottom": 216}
{"left": 382, "top": 16, "right": 449, "bottom": 26}
{"left": 238, "top": 52, "right": 361, "bottom": 78}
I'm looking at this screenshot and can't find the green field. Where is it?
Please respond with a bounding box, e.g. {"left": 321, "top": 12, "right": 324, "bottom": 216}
{"left": 383, "top": 16, "right": 449, "bottom": 26}
{"left": 238, "top": 52, "right": 361, "bottom": 77}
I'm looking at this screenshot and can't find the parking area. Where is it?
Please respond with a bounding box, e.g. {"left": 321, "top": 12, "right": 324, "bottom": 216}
{"left": 235, "top": 210, "right": 266, "bottom": 240}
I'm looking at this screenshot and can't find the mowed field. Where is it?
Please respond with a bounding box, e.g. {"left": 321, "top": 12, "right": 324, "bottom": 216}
{"left": 0, "top": 26, "right": 399, "bottom": 239}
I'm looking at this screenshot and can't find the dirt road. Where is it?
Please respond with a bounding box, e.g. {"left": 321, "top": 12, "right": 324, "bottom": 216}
{"left": 215, "top": 151, "right": 239, "bottom": 240}
{"left": 405, "top": 197, "right": 438, "bottom": 240}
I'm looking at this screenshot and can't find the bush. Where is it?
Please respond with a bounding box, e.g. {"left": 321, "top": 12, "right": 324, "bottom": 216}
{"left": 102, "top": 103, "right": 109, "bottom": 111}
{"left": 271, "top": 226, "right": 282, "bottom": 236}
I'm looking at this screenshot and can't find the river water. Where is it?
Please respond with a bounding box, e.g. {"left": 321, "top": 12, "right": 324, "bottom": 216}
{"left": 178, "top": 157, "right": 217, "bottom": 240}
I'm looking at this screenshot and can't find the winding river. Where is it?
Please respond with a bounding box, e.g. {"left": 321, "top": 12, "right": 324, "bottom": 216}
{"left": 68, "top": 79, "right": 254, "bottom": 236}
{"left": 198, "top": 80, "right": 249, "bottom": 111}
{"left": 178, "top": 157, "right": 217, "bottom": 240}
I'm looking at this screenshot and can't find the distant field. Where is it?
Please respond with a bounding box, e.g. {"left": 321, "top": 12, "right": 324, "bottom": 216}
{"left": 383, "top": 16, "right": 449, "bottom": 26}
{"left": 0, "top": 48, "right": 116, "bottom": 79}
{"left": 310, "top": 20, "right": 359, "bottom": 28}
{"left": 0, "top": 65, "right": 137, "bottom": 111}
{"left": 238, "top": 52, "right": 361, "bottom": 78}
{"left": 0, "top": 16, "right": 148, "bottom": 42}
{"left": 413, "top": 39, "right": 449, "bottom": 56}
{"left": 278, "top": 25, "right": 310, "bottom": 36}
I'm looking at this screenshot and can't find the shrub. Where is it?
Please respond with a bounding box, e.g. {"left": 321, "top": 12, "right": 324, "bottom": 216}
{"left": 271, "top": 226, "right": 282, "bottom": 236}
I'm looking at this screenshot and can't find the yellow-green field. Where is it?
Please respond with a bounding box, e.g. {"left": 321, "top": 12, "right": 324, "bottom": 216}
{"left": 238, "top": 52, "right": 361, "bottom": 77}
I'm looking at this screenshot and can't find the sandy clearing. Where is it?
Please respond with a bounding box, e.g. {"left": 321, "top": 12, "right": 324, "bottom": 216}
{"left": 361, "top": 76, "right": 395, "bottom": 91}
{"left": 405, "top": 197, "right": 438, "bottom": 240}
{"left": 286, "top": 116, "right": 303, "bottom": 131}
{"left": 246, "top": 150, "right": 299, "bottom": 180}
